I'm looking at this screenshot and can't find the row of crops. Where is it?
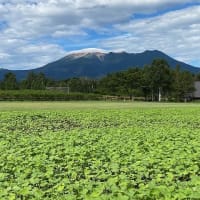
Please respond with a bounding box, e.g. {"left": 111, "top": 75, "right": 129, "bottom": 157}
{"left": 1, "top": 106, "right": 200, "bottom": 199}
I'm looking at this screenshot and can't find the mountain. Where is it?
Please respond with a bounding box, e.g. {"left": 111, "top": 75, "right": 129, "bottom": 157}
{"left": 0, "top": 50, "right": 199, "bottom": 80}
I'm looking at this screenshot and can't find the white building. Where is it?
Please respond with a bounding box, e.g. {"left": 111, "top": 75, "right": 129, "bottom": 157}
{"left": 193, "top": 81, "right": 200, "bottom": 99}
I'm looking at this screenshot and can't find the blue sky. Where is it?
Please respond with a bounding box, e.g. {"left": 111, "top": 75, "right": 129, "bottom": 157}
{"left": 0, "top": 0, "right": 200, "bottom": 69}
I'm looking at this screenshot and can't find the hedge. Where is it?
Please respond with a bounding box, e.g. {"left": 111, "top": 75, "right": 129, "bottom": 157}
{"left": 0, "top": 90, "right": 102, "bottom": 101}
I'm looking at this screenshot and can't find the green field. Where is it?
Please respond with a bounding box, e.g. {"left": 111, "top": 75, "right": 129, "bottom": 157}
{"left": 1, "top": 102, "right": 200, "bottom": 199}
{"left": 0, "top": 101, "right": 200, "bottom": 111}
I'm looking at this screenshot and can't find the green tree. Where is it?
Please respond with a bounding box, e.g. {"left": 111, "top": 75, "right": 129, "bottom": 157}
{"left": 21, "top": 72, "right": 47, "bottom": 90}
{"left": 144, "top": 59, "right": 173, "bottom": 101}
{"left": 98, "top": 68, "right": 144, "bottom": 97}
{"left": 20, "top": 71, "right": 36, "bottom": 89}
{"left": 98, "top": 72, "right": 127, "bottom": 95}
{"left": 32, "top": 72, "right": 47, "bottom": 90}
{"left": 172, "top": 66, "right": 194, "bottom": 101}
{"left": 2, "top": 72, "right": 18, "bottom": 90}
{"left": 124, "top": 68, "right": 144, "bottom": 98}
{"left": 67, "top": 77, "right": 97, "bottom": 93}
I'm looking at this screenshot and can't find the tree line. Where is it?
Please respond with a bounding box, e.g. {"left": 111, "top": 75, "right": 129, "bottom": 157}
{"left": 0, "top": 59, "right": 199, "bottom": 101}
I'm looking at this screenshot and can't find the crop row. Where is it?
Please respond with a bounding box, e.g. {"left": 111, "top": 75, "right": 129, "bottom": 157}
{"left": 0, "top": 107, "right": 200, "bottom": 199}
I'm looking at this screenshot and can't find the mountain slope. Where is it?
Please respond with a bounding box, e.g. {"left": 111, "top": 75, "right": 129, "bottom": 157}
{"left": 0, "top": 50, "right": 199, "bottom": 80}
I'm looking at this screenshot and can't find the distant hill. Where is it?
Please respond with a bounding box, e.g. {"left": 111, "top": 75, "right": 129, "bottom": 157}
{"left": 0, "top": 50, "right": 199, "bottom": 80}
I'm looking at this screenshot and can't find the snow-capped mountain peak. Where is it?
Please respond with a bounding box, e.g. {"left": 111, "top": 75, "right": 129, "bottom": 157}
{"left": 66, "top": 48, "right": 107, "bottom": 60}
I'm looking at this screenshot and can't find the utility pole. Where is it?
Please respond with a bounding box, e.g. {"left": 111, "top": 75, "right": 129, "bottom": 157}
{"left": 158, "top": 87, "right": 161, "bottom": 102}
{"left": 152, "top": 89, "right": 154, "bottom": 101}
{"left": 67, "top": 85, "right": 70, "bottom": 94}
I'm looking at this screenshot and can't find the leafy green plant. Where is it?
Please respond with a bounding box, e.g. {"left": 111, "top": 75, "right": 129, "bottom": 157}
{"left": 0, "top": 106, "right": 200, "bottom": 199}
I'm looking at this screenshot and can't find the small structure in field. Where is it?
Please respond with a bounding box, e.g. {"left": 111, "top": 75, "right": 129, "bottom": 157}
{"left": 193, "top": 81, "right": 200, "bottom": 99}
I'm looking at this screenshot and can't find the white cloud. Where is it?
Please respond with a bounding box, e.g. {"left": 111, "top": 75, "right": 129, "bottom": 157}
{"left": 100, "top": 5, "right": 200, "bottom": 67}
{"left": 0, "top": 40, "right": 66, "bottom": 69}
{"left": 0, "top": 0, "right": 200, "bottom": 69}
{"left": 1, "top": 0, "right": 199, "bottom": 39}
